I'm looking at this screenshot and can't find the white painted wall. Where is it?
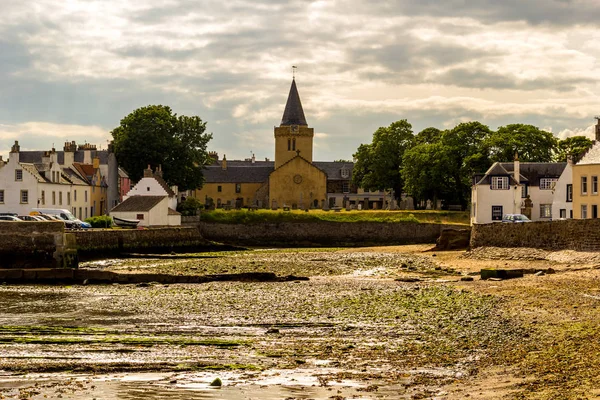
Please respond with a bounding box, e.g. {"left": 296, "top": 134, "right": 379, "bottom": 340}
{"left": 124, "top": 177, "right": 177, "bottom": 210}
{"left": 471, "top": 184, "right": 520, "bottom": 224}
{"left": 111, "top": 197, "right": 173, "bottom": 226}
{"left": 552, "top": 162, "right": 573, "bottom": 219}
{"left": 0, "top": 156, "right": 40, "bottom": 215}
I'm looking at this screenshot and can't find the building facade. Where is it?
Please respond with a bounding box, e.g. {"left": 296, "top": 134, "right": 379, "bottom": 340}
{"left": 572, "top": 118, "right": 600, "bottom": 219}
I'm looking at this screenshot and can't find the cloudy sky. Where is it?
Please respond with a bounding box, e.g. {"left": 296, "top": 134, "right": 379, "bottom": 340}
{"left": 1, "top": 0, "right": 600, "bottom": 162}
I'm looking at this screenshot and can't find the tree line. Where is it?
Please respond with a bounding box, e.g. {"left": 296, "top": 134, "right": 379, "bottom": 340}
{"left": 352, "top": 120, "right": 593, "bottom": 210}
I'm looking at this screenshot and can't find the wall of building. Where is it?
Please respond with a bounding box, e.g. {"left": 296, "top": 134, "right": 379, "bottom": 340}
{"left": 274, "top": 125, "right": 314, "bottom": 168}
{"left": 194, "top": 182, "right": 264, "bottom": 207}
{"left": 572, "top": 164, "right": 600, "bottom": 219}
{"left": 0, "top": 221, "right": 77, "bottom": 269}
{"left": 198, "top": 221, "right": 465, "bottom": 246}
{"left": 269, "top": 157, "right": 327, "bottom": 209}
{"left": 470, "top": 219, "right": 600, "bottom": 251}
{"left": 552, "top": 162, "right": 573, "bottom": 219}
{"left": 471, "top": 185, "right": 519, "bottom": 224}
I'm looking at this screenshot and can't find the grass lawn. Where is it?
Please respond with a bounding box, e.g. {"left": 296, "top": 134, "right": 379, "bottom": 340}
{"left": 198, "top": 208, "right": 470, "bottom": 225}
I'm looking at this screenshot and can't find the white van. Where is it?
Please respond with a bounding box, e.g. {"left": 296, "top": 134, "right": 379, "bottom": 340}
{"left": 31, "top": 208, "right": 91, "bottom": 228}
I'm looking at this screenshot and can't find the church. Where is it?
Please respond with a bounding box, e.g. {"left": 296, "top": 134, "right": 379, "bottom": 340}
{"left": 192, "top": 79, "right": 387, "bottom": 210}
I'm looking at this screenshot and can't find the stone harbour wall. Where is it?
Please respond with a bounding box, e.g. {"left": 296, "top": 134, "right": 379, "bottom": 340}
{"left": 470, "top": 219, "right": 600, "bottom": 251}
{"left": 198, "top": 221, "right": 466, "bottom": 247}
{"left": 0, "top": 221, "right": 77, "bottom": 269}
{"left": 73, "top": 226, "right": 212, "bottom": 258}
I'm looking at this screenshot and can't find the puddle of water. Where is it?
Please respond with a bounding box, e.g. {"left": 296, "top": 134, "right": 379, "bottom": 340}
{"left": 0, "top": 370, "right": 408, "bottom": 400}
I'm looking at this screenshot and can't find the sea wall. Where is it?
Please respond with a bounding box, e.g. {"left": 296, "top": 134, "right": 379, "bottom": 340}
{"left": 0, "top": 221, "right": 77, "bottom": 269}
{"left": 197, "top": 221, "right": 466, "bottom": 246}
{"left": 470, "top": 219, "right": 600, "bottom": 251}
{"left": 73, "top": 226, "right": 212, "bottom": 258}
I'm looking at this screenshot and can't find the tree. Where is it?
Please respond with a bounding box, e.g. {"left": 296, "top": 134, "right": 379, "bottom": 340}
{"left": 556, "top": 136, "right": 593, "bottom": 163}
{"left": 352, "top": 120, "right": 415, "bottom": 199}
{"left": 402, "top": 142, "right": 451, "bottom": 207}
{"left": 112, "top": 105, "right": 213, "bottom": 191}
{"left": 415, "top": 127, "right": 442, "bottom": 145}
{"left": 487, "top": 124, "right": 558, "bottom": 162}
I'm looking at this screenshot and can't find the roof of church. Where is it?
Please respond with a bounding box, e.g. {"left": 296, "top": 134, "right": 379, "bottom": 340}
{"left": 280, "top": 79, "right": 307, "bottom": 126}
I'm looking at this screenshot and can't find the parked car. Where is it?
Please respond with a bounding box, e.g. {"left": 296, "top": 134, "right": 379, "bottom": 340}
{"left": 502, "top": 214, "right": 531, "bottom": 223}
{"left": 0, "top": 215, "right": 22, "bottom": 221}
{"left": 18, "top": 215, "right": 44, "bottom": 221}
{"left": 30, "top": 208, "right": 90, "bottom": 229}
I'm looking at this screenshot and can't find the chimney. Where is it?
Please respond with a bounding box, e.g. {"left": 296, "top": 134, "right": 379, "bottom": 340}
{"left": 78, "top": 143, "right": 96, "bottom": 164}
{"left": 143, "top": 164, "right": 153, "bottom": 178}
{"left": 10, "top": 141, "right": 20, "bottom": 163}
{"left": 63, "top": 141, "right": 76, "bottom": 167}
{"left": 42, "top": 150, "right": 51, "bottom": 165}
{"left": 252, "top": 153, "right": 256, "bottom": 164}
{"left": 221, "top": 154, "right": 227, "bottom": 170}
{"left": 514, "top": 151, "right": 520, "bottom": 185}
{"left": 93, "top": 156, "right": 100, "bottom": 169}
{"left": 208, "top": 151, "right": 219, "bottom": 162}
{"left": 567, "top": 154, "right": 574, "bottom": 166}
{"left": 155, "top": 164, "right": 163, "bottom": 178}
{"left": 595, "top": 116, "right": 600, "bottom": 142}
{"left": 49, "top": 147, "right": 58, "bottom": 165}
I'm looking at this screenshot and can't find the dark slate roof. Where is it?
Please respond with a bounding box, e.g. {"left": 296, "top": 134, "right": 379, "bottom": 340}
{"left": 476, "top": 162, "right": 566, "bottom": 186}
{"left": 313, "top": 161, "right": 354, "bottom": 180}
{"left": 110, "top": 196, "right": 165, "bottom": 212}
{"left": 280, "top": 79, "right": 307, "bottom": 126}
{"left": 168, "top": 207, "right": 180, "bottom": 215}
{"left": 18, "top": 150, "right": 109, "bottom": 165}
{"left": 203, "top": 164, "right": 274, "bottom": 183}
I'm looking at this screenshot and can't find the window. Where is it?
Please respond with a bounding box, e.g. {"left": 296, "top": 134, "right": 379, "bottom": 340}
{"left": 147, "top": 186, "right": 150, "bottom": 191}
{"left": 0, "top": 190, "right": 4, "bottom": 203}
{"left": 491, "top": 205, "right": 503, "bottom": 221}
{"left": 292, "top": 138, "right": 296, "bottom": 151}
{"left": 235, "top": 183, "right": 241, "bottom": 193}
{"left": 521, "top": 184, "right": 527, "bottom": 198}
{"left": 15, "top": 169, "right": 22, "bottom": 181}
{"left": 41, "top": 191, "right": 45, "bottom": 205}
{"left": 582, "top": 204, "right": 588, "bottom": 219}
{"left": 593, "top": 205, "right": 598, "bottom": 219}
{"left": 85, "top": 190, "right": 88, "bottom": 202}
{"left": 593, "top": 176, "right": 598, "bottom": 195}
{"left": 560, "top": 209, "right": 566, "bottom": 219}
{"left": 491, "top": 176, "right": 509, "bottom": 190}
{"left": 74, "top": 190, "right": 77, "bottom": 201}
{"left": 570, "top": 210, "right": 573, "bottom": 218}
{"left": 582, "top": 176, "right": 588, "bottom": 195}
{"left": 341, "top": 168, "right": 350, "bottom": 179}
{"left": 540, "top": 178, "right": 557, "bottom": 190}
{"left": 540, "top": 204, "right": 552, "bottom": 218}
{"left": 79, "top": 207, "right": 82, "bottom": 218}
{"left": 20, "top": 190, "right": 28, "bottom": 204}
{"left": 67, "top": 192, "right": 71, "bottom": 205}
{"left": 85, "top": 208, "right": 88, "bottom": 219}
{"left": 136, "top": 214, "right": 144, "bottom": 220}
{"left": 566, "top": 184, "right": 573, "bottom": 202}
{"left": 342, "top": 182, "right": 350, "bottom": 193}
{"left": 52, "top": 191, "right": 56, "bottom": 205}
{"left": 287, "top": 138, "right": 291, "bottom": 151}
{"left": 217, "top": 185, "right": 222, "bottom": 193}
{"left": 59, "top": 192, "right": 63, "bottom": 205}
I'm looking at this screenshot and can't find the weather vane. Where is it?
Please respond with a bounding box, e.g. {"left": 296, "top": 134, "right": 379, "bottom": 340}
{"left": 292, "top": 65, "right": 297, "bottom": 79}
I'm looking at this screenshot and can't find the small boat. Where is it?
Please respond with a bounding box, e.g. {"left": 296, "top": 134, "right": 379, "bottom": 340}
{"left": 112, "top": 216, "right": 140, "bottom": 228}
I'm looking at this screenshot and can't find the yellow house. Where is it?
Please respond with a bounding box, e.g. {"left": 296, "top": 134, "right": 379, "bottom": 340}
{"left": 572, "top": 118, "right": 600, "bottom": 219}
{"left": 193, "top": 78, "right": 387, "bottom": 210}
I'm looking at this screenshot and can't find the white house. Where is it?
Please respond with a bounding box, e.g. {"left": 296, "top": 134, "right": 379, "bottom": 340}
{"left": 110, "top": 165, "right": 181, "bottom": 226}
{"left": 0, "top": 142, "right": 72, "bottom": 215}
{"left": 471, "top": 157, "right": 567, "bottom": 224}
{"left": 551, "top": 158, "right": 574, "bottom": 220}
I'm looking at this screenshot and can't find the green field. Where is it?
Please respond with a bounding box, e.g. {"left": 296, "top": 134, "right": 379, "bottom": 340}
{"left": 199, "top": 209, "right": 470, "bottom": 225}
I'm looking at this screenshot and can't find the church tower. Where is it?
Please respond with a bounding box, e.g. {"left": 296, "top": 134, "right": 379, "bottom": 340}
{"left": 274, "top": 79, "right": 314, "bottom": 168}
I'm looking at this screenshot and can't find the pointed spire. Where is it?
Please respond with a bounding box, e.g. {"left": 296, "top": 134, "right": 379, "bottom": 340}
{"left": 280, "top": 79, "right": 307, "bottom": 126}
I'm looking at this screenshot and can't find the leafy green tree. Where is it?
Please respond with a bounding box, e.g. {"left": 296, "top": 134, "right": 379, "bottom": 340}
{"left": 415, "top": 127, "right": 442, "bottom": 145}
{"left": 402, "top": 142, "right": 451, "bottom": 207}
{"left": 441, "top": 122, "right": 493, "bottom": 209}
{"left": 487, "top": 124, "right": 558, "bottom": 162}
{"left": 352, "top": 120, "right": 415, "bottom": 198}
{"left": 112, "top": 105, "right": 213, "bottom": 190}
{"left": 556, "top": 136, "right": 593, "bottom": 163}
{"left": 177, "top": 197, "right": 204, "bottom": 216}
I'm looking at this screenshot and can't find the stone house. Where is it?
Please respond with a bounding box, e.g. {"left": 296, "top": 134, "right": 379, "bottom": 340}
{"left": 471, "top": 156, "right": 566, "bottom": 224}
{"left": 193, "top": 78, "right": 388, "bottom": 210}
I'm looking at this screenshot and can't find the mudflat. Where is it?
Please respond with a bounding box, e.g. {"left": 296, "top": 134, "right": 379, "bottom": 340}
{"left": 1, "top": 245, "right": 599, "bottom": 399}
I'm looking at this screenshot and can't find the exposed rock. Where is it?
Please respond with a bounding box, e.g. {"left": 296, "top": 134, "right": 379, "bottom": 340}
{"left": 434, "top": 229, "right": 471, "bottom": 251}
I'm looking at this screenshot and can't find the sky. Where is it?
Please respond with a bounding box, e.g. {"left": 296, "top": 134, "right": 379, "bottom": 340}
{"left": 1, "top": 0, "right": 600, "bottom": 162}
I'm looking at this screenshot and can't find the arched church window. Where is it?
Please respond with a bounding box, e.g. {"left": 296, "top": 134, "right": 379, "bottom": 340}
{"left": 292, "top": 138, "right": 296, "bottom": 151}
{"left": 288, "top": 139, "right": 291, "bottom": 151}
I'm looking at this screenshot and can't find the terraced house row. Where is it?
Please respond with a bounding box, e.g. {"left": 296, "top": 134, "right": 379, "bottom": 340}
{"left": 0, "top": 141, "right": 130, "bottom": 219}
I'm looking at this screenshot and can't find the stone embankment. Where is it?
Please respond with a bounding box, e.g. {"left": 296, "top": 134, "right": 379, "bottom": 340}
{"left": 196, "top": 221, "right": 466, "bottom": 247}
{"left": 470, "top": 219, "right": 600, "bottom": 251}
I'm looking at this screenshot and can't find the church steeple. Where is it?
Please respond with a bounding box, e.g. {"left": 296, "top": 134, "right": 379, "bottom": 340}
{"left": 280, "top": 79, "right": 307, "bottom": 126}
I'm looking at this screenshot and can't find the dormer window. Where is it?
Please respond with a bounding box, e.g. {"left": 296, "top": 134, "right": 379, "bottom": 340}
{"left": 540, "top": 178, "right": 557, "bottom": 190}
{"left": 491, "top": 176, "right": 509, "bottom": 190}
{"left": 341, "top": 168, "right": 350, "bottom": 179}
